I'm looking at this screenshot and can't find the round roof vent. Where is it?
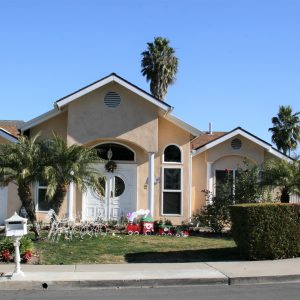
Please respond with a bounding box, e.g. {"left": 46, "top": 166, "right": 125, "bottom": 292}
{"left": 104, "top": 92, "right": 121, "bottom": 108}
{"left": 231, "top": 138, "right": 242, "bottom": 150}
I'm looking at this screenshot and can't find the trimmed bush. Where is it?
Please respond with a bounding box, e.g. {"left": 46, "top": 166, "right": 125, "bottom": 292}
{"left": 230, "top": 203, "right": 300, "bottom": 260}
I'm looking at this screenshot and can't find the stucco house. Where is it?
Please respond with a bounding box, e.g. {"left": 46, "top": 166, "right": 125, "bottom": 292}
{"left": 0, "top": 73, "right": 288, "bottom": 224}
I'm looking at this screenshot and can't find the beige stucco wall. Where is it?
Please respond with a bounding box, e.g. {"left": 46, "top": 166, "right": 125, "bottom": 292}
{"left": 7, "top": 183, "right": 22, "bottom": 218}
{"left": 192, "top": 152, "right": 207, "bottom": 213}
{"left": 30, "top": 111, "right": 68, "bottom": 140}
{"left": 66, "top": 83, "right": 158, "bottom": 152}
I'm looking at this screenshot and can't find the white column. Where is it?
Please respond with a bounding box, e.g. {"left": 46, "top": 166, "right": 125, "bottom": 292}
{"left": 207, "top": 162, "right": 213, "bottom": 204}
{"left": 67, "top": 182, "right": 74, "bottom": 221}
{"left": 148, "top": 152, "right": 155, "bottom": 216}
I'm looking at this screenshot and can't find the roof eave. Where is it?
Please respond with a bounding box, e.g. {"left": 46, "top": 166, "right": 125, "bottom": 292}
{"left": 0, "top": 129, "right": 18, "bottom": 143}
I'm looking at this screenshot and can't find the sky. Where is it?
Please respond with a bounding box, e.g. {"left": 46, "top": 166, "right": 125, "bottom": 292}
{"left": 0, "top": 0, "right": 299, "bottom": 153}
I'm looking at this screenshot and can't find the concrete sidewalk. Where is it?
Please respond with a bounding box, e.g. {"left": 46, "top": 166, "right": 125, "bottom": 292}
{"left": 0, "top": 259, "right": 300, "bottom": 290}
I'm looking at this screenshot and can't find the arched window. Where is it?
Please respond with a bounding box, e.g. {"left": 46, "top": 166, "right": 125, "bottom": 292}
{"left": 94, "top": 143, "right": 135, "bottom": 161}
{"left": 163, "top": 145, "right": 181, "bottom": 163}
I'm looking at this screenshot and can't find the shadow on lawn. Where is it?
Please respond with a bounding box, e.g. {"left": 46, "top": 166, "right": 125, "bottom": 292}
{"left": 125, "top": 247, "right": 241, "bottom": 263}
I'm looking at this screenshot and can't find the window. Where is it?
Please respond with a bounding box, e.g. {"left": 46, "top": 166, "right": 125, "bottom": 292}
{"left": 36, "top": 181, "right": 51, "bottom": 212}
{"left": 162, "top": 168, "right": 182, "bottom": 215}
{"left": 215, "top": 170, "right": 234, "bottom": 198}
{"left": 94, "top": 143, "right": 135, "bottom": 161}
{"left": 163, "top": 145, "right": 181, "bottom": 163}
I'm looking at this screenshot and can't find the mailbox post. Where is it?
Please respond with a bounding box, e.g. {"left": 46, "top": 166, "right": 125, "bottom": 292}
{"left": 5, "top": 212, "right": 28, "bottom": 278}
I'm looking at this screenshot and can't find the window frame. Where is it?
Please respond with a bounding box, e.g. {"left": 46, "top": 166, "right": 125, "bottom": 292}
{"left": 35, "top": 181, "right": 51, "bottom": 212}
{"left": 161, "top": 165, "right": 183, "bottom": 216}
{"left": 162, "top": 144, "right": 182, "bottom": 164}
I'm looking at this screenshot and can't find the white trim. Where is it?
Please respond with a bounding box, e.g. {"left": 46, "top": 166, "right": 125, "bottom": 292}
{"left": 93, "top": 141, "right": 136, "bottom": 163}
{"left": 19, "top": 108, "right": 62, "bottom": 132}
{"left": 0, "top": 129, "right": 18, "bottom": 143}
{"left": 162, "top": 143, "right": 182, "bottom": 164}
{"left": 192, "top": 128, "right": 293, "bottom": 162}
{"left": 56, "top": 74, "right": 171, "bottom": 111}
{"left": 164, "top": 114, "right": 202, "bottom": 137}
{"left": 161, "top": 165, "right": 183, "bottom": 216}
{"left": 148, "top": 152, "right": 155, "bottom": 216}
{"left": 67, "top": 182, "right": 74, "bottom": 221}
{"left": 188, "top": 152, "right": 192, "bottom": 219}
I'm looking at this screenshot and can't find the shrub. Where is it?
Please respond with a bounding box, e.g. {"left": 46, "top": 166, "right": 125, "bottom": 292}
{"left": 0, "top": 236, "right": 34, "bottom": 262}
{"left": 230, "top": 203, "right": 300, "bottom": 260}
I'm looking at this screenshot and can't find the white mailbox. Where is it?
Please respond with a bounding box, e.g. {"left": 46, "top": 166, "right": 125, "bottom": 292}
{"left": 5, "top": 212, "right": 28, "bottom": 237}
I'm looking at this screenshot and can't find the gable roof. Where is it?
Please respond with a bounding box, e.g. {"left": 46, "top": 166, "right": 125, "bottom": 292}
{"left": 19, "top": 73, "right": 201, "bottom": 136}
{"left": 192, "top": 127, "right": 292, "bottom": 161}
{"left": 191, "top": 131, "right": 227, "bottom": 150}
{"left": 55, "top": 73, "right": 172, "bottom": 111}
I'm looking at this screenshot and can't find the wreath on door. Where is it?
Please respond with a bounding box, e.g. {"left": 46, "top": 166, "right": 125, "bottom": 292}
{"left": 105, "top": 160, "right": 117, "bottom": 172}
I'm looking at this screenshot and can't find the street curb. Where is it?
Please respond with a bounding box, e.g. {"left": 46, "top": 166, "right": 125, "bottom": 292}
{"left": 1, "top": 275, "right": 300, "bottom": 290}
{"left": 0, "top": 278, "right": 228, "bottom": 290}
{"left": 228, "top": 274, "right": 300, "bottom": 285}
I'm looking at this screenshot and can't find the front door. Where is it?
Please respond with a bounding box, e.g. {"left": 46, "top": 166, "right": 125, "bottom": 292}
{"left": 84, "top": 164, "right": 137, "bottom": 221}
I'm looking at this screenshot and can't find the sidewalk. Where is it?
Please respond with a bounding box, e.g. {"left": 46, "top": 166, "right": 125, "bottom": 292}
{"left": 1, "top": 258, "right": 300, "bottom": 290}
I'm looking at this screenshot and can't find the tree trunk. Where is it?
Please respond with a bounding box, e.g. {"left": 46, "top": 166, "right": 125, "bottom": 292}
{"left": 280, "top": 187, "right": 290, "bottom": 203}
{"left": 18, "top": 182, "right": 40, "bottom": 239}
{"left": 50, "top": 184, "right": 68, "bottom": 215}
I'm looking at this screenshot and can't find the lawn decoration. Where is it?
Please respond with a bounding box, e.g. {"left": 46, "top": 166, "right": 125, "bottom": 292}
{"left": 126, "top": 209, "right": 154, "bottom": 235}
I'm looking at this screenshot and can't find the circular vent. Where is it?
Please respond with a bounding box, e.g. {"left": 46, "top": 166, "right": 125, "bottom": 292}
{"left": 104, "top": 92, "right": 121, "bottom": 108}
{"left": 231, "top": 138, "right": 242, "bottom": 150}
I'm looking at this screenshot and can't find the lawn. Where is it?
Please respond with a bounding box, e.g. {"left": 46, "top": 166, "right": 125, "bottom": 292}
{"left": 31, "top": 232, "right": 239, "bottom": 265}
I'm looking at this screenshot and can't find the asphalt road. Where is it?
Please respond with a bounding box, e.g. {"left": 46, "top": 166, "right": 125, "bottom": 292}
{"left": 0, "top": 283, "right": 300, "bottom": 300}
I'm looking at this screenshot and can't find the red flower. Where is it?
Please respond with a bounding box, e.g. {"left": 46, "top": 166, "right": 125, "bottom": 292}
{"left": 22, "top": 250, "right": 33, "bottom": 263}
{"left": 1, "top": 250, "right": 12, "bottom": 262}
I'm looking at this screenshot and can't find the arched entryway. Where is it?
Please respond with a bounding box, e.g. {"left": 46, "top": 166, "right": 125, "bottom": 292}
{"left": 83, "top": 142, "right": 137, "bottom": 221}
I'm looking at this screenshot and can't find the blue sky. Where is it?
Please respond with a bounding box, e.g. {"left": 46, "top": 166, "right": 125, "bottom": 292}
{"left": 0, "top": 0, "right": 299, "bottom": 152}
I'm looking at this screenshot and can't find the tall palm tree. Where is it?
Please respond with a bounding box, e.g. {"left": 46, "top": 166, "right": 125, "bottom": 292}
{"left": 269, "top": 105, "right": 300, "bottom": 156}
{"left": 41, "top": 134, "right": 104, "bottom": 215}
{"left": 141, "top": 37, "right": 178, "bottom": 100}
{"left": 0, "top": 135, "right": 42, "bottom": 239}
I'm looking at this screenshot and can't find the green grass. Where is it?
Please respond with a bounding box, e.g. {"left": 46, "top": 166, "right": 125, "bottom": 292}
{"left": 31, "top": 232, "right": 239, "bottom": 265}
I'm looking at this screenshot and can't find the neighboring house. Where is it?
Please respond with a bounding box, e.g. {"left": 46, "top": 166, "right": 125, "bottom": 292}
{"left": 0, "top": 121, "right": 24, "bottom": 224}
{"left": 0, "top": 74, "right": 289, "bottom": 224}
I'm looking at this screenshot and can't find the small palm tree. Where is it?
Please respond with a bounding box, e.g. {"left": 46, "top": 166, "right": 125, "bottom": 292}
{"left": 141, "top": 37, "right": 178, "bottom": 100}
{"left": 269, "top": 105, "right": 300, "bottom": 156}
{"left": 262, "top": 158, "right": 299, "bottom": 203}
{"left": 41, "top": 134, "right": 104, "bottom": 215}
{"left": 0, "top": 135, "right": 42, "bottom": 239}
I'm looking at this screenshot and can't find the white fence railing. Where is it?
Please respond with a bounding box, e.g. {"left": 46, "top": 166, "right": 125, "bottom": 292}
{"left": 290, "top": 194, "right": 300, "bottom": 204}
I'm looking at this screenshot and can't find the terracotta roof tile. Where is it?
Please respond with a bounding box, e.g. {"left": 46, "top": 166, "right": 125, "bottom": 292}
{"left": 191, "top": 132, "right": 227, "bottom": 150}
{"left": 0, "top": 120, "right": 24, "bottom": 137}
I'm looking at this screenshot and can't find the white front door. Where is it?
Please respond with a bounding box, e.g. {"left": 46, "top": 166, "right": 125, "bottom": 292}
{"left": 84, "top": 164, "right": 137, "bottom": 221}
{"left": 0, "top": 187, "right": 8, "bottom": 224}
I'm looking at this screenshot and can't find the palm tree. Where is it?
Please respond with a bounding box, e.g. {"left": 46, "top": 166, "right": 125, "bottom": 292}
{"left": 0, "top": 135, "right": 42, "bottom": 239}
{"left": 262, "top": 158, "right": 299, "bottom": 203}
{"left": 141, "top": 37, "right": 178, "bottom": 100}
{"left": 41, "top": 134, "right": 104, "bottom": 215}
{"left": 269, "top": 105, "right": 300, "bottom": 156}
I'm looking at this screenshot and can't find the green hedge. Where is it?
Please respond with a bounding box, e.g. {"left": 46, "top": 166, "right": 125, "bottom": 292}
{"left": 230, "top": 203, "right": 300, "bottom": 260}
